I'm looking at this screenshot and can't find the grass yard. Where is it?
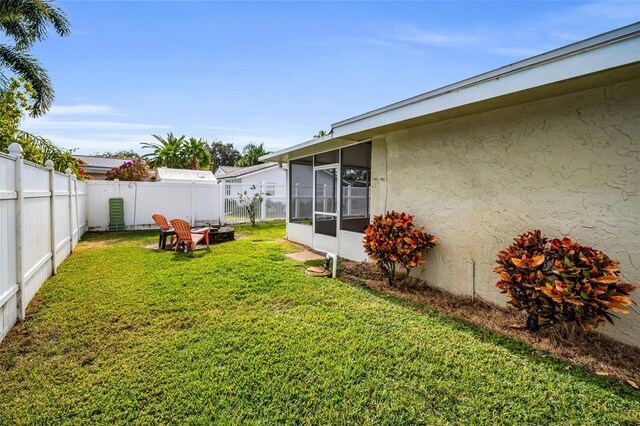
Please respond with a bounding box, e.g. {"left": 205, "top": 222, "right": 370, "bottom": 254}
{"left": 0, "top": 222, "right": 638, "bottom": 425}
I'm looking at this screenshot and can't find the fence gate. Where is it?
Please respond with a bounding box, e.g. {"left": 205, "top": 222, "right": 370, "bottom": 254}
{"left": 222, "top": 182, "right": 286, "bottom": 224}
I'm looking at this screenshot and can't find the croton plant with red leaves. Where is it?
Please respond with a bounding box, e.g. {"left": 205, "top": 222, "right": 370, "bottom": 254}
{"left": 363, "top": 211, "right": 437, "bottom": 286}
{"left": 495, "top": 230, "right": 636, "bottom": 332}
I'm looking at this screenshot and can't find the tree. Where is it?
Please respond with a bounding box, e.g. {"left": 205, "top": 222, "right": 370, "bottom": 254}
{"left": 314, "top": 130, "right": 327, "bottom": 138}
{"left": 0, "top": 77, "right": 83, "bottom": 177}
{"left": 94, "top": 149, "right": 140, "bottom": 159}
{"left": 207, "top": 140, "right": 241, "bottom": 171}
{"left": 237, "top": 185, "right": 270, "bottom": 226}
{"left": 0, "top": 0, "right": 71, "bottom": 117}
{"left": 141, "top": 132, "right": 186, "bottom": 168}
{"left": 235, "top": 142, "right": 271, "bottom": 167}
{"left": 181, "top": 137, "right": 210, "bottom": 170}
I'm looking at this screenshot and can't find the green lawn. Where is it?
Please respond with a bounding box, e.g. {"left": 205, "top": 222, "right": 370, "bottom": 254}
{"left": 0, "top": 222, "right": 638, "bottom": 425}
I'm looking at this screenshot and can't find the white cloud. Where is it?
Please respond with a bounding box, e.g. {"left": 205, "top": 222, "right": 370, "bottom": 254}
{"left": 48, "top": 104, "right": 120, "bottom": 115}
{"left": 376, "top": 1, "right": 640, "bottom": 58}
{"left": 488, "top": 46, "right": 547, "bottom": 57}
{"left": 565, "top": 1, "right": 640, "bottom": 22}
{"left": 390, "top": 25, "right": 481, "bottom": 47}
{"left": 202, "top": 125, "right": 278, "bottom": 133}
{"left": 36, "top": 133, "right": 153, "bottom": 153}
{"left": 22, "top": 118, "right": 170, "bottom": 131}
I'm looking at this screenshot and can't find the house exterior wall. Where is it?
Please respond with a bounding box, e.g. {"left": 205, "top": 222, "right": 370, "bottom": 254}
{"left": 227, "top": 167, "right": 287, "bottom": 197}
{"left": 369, "top": 79, "right": 640, "bottom": 347}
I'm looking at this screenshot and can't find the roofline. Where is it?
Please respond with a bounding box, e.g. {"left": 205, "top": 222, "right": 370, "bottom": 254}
{"left": 261, "top": 22, "right": 640, "bottom": 162}
{"left": 82, "top": 166, "right": 111, "bottom": 172}
{"left": 259, "top": 134, "right": 334, "bottom": 162}
{"left": 332, "top": 22, "right": 640, "bottom": 129}
{"left": 217, "top": 163, "right": 280, "bottom": 180}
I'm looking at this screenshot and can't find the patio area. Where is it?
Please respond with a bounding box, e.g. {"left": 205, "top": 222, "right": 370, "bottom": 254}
{"left": 0, "top": 222, "right": 637, "bottom": 424}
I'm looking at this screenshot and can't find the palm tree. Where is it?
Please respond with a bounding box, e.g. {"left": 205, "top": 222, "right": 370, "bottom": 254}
{"left": 236, "top": 142, "right": 271, "bottom": 167}
{"left": 0, "top": 0, "right": 71, "bottom": 117}
{"left": 181, "top": 137, "right": 210, "bottom": 170}
{"left": 141, "top": 132, "right": 186, "bottom": 168}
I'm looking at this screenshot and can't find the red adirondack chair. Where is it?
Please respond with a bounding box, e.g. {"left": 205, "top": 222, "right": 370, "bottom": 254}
{"left": 170, "top": 219, "right": 210, "bottom": 252}
{"left": 152, "top": 213, "right": 176, "bottom": 249}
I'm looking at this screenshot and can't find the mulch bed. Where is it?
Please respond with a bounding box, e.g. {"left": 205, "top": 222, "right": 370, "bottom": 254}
{"left": 338, "top": 260, "right": 640, "bottom": 389}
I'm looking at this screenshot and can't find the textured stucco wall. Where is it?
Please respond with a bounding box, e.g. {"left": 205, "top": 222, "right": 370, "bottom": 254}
{"left": 371, "top": 79, "right": 640, "bottom": 347}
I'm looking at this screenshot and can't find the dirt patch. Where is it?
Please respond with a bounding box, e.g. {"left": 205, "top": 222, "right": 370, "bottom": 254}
{"left": 338, "top": 260, "right": 640, "bottom": 388}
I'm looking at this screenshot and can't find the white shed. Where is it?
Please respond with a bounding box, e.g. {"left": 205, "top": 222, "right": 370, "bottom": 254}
{"left": 155, "top": 167, "right": 217, "bottom": 183}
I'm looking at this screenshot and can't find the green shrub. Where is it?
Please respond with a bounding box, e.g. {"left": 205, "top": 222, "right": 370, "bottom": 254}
{"left": 363, "top": 211, "right": 437, "bottom": 286}
{"left": 105, "top": 158, "right": 149, "bottom": 181}
{"left": 495, "top": 230, "right": 636, "bottom": 331}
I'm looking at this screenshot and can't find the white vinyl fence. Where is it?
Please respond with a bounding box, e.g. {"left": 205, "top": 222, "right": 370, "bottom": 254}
{"left": 86, "top": 180, "right": 221, "bottom": 231}
{"left": 222, "top": 182, "right": 286, "bottom": 224}
{"left": 0, "top": 145, "right": 87, "bottom": 342}
{"left": 0, "top": 158, "right": 288, "bottom": 343}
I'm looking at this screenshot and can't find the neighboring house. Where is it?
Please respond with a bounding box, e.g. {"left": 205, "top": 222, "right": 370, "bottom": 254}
{"left": 215, "top": 162, "right": 286, "bottom": 197}
{"left": 261, "top": 24, "right": 640, "bottom": 347}
{"left": 155, "top": 167, "right": 217, "bottom": 183}
{"left": 75, "top": 155, "right": 133, "bottom": 180}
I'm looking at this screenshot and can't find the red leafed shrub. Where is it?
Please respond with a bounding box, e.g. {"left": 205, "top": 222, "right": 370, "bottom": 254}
{"left": 495, "top": 230, "right": 636, "bottom": 332}
{"left": 363, "top": 211, "right": 437, "bottom": 286}
{"left": 105, "top": 158, "right": 149, "bottom": 181}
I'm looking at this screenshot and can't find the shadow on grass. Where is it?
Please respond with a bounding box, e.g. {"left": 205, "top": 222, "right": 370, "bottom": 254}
{"left": 81, "top": 230, "right": 158, "bottom": 244}
{"left": 170, "top": 247, "right": 212, "bottom": 261}
{"left": 346, "top": 280, "right": 639, "bottom": 400}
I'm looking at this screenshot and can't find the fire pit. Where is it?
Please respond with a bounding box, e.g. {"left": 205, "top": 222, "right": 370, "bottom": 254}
{"left": 208, "top": 226, "right": 234, "bottom": 244}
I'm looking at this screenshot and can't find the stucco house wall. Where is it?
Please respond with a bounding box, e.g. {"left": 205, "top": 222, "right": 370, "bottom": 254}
{"left": 370, "top": 79, "right": 640, "bottom": 346}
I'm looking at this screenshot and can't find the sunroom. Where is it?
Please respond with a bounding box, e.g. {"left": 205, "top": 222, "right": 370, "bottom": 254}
{"left": 286, "top": 141, "right": 371, "bottom": 261}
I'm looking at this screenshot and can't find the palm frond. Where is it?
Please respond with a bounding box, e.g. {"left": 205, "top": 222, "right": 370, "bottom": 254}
{"left": 0, "top": 44, "right": 52, "bottom": 116}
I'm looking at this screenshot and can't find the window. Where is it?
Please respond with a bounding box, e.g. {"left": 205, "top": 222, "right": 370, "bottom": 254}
{"left": 341, "top": 142, "right": 371, "bottom": 233}
{"left": 289, "top": 157, "right": 313, "bottom": 223}
{"left": 265, "top": 182, "right": 276, "bottom": 195}
{"left": 224, "top": 179, "right": 241, "bottom": 196}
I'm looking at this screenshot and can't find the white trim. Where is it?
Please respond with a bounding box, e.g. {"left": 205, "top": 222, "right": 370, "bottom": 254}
{"left": 0, "top": 285, "right": 18, "bottom": 307}
{"left": 217, "top": 164, "right": 279, "bottom": 181}
{"left": 339, "top": 229, "right": 366, "bottom": 237}
{"left": 23, "top": 253, "right": 52, "bottom": 283}
{"left": 0, "top": 191, "right": 17, "bottom": 200}
{"left": 23, "top": 191, "right": 52, "bottom": 199}
{"left": 55, "top": 237, "right": 71, "bottom": 253}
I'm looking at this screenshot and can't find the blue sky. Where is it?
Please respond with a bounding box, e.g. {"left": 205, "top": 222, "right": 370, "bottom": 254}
{"left": 20, "top": 1, "right": 640, "bottom": 155}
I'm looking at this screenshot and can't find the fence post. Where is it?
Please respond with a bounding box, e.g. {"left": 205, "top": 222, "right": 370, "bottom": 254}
{"left": 46, "top": 160, "right": 58, "bottom": 275}
{"left": 219, "top": 180, "right": 225, "bottom": 225}
{"left": 260, "top": 182, "right": 267, "bottom": 222}
{"left": 8, "top": 144, "right": 25, "bottom": 321}
{"left": 66, "top": 168, "right": 74, "bottom": 253}
{"left": 73, "top": 175, "right": 80, "bottom": 241}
